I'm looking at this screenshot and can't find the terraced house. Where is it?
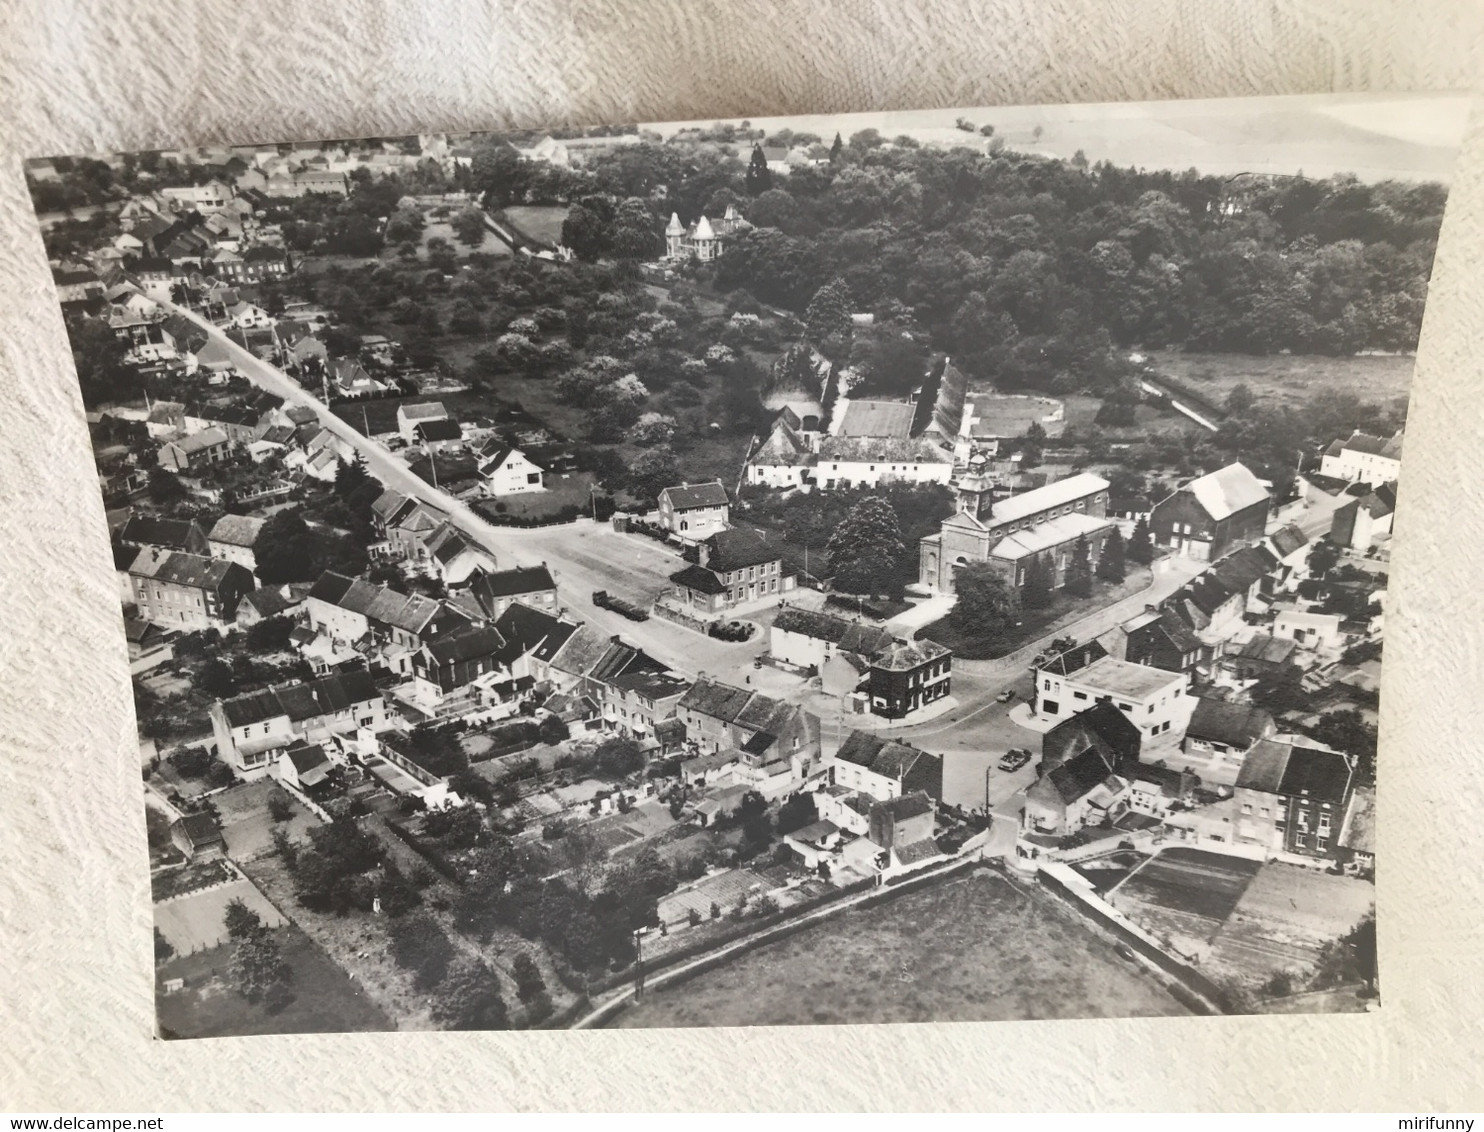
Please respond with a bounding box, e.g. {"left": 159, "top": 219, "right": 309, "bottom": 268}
{"left": 128, "top": 547, "right": 254, "bottom": 630}
{"left": 667, "top": 528, "right": 793, "bottom": 616}
{"left": 210, "top": 669, "right": 392, "bottom": 777}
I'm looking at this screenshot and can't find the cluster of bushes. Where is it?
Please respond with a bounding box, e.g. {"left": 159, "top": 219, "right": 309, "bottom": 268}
{"left": 706, "top": 620, "right": 753, "bottom": 642}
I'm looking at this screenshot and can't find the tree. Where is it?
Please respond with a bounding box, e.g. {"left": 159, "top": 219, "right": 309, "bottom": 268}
{"left": 1225, "top": 383, "right": 1257, "bottom": 414}
{"left": 804, "top": 277, "right": 852, "bottom": 348}
{"left": 511, "top": 952, "right": 547, "bottom": 1005}
{"left": 451, "top": 207, "right": 486, "bottom": 247}
{"left": 595, "top": 737, "right": 644, "bottom": 779}
{"left": 538, "top": 714, "right": 569, "bottom": 745}
{"left": 154, "top": 926, "right": 175, "bottom": 964}
{"left": 776, "top": 792, "right": 818, "bottom": 836}
{"left": 1064, "top": 535, "right": 1093, "bottom": 598}
{"left": 1308, "top": 538, "right": 1341, "bottom": 578}
{"left": 223, "top": 897, "right": 263, "bottom": 942}
{"left": 1127, "top": 517, "right": 1155, "bottom": 565}
{"left": 433, "top": 960, "right": 511, "bottom": 1030}
{"left": 609, "top": 197, "right": 660, "bottom": 262}
{"left": 470, "top": 141, "right": 528, "bottom": 208}
{"left": 1096, "top": 527, "right": 1127, "bottom": 583}
{"left": 745, "top": 143, "right": 774, "bottom": 195}
{"left": 333, "top": 452, "right": 373, "bottom": 500}
{"left": 1022, "top": 555, "right": 1054, "bottom": 610}
{"left": 626, "top": 444, "right": 680, "bottom": 506}
{"left": 196, "top": 657, "right": 237, "bottom": 699}
{"left": 561, "top": 201, "right": 609, "bottom": 262}
{"left": 230, "top": 924, "right": 292, "bottom": 1008}
{"left": 952, "top": 562, "right": 1021, "bottom": 636}
{"left": 148, "top": 468, "right": 186, "bottom": 504}
{"left": 826, "top": 495, "right": 906, "bottom": 596}
{"left": 389, "top": 914, "right": 456, "bottom": 990}
{"left": 254, "top": 509, "right": 319, "bottom": 584}
{"left": 829, "top": 132, "right": 843, "bottom": 162}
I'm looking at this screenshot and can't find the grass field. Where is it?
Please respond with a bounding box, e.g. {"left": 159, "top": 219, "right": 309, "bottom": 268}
{"left": 611, "top": 870, "right": 1189, "bottom": 1028}
{"left": 474, "top": 470, "right": 599, "bottom": 520}
{"left": 1109, "top": 848, "right": 1263, "bottom": 957}
{"left": 156, "top": 926, "right": 393, "bottom": 1039}
{"left": 501, "top": 205, "right": 569, "bottom": 247}
{"left": 1145, "top": 351, "right": 1418, "bottom": 413}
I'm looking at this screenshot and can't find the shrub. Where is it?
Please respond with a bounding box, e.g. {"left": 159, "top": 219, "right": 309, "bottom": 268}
{"left": 687, "top": 908, "right": 702, "bottom": 927}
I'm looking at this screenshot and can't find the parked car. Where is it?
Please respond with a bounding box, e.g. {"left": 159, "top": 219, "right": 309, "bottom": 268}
{"left": 995, "top": 689, "right": 1016, "bottom": 703}
{"left": 997, "top": 748, "right": 1033, "bottom": 772}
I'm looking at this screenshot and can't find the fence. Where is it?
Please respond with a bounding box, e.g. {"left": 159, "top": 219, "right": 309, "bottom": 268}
{"left": 650, "top": 601, "right": 712, "bottom": 635}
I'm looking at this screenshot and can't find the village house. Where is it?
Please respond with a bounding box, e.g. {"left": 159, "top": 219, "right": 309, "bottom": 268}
{"left": 1035, "top": 654, "right": 1193, "bottom": 741}
{"left": 1125, "top": 763, "right": 1199, "bottom": 821}
{"left": 662, "top": 205, "right": 750, "bottom": 262}
{"left": 1331, "top": 484, "right": 1397, "bottom": 551}
{"left": 415, "top": 417, "right": 465, "bottom": 455}
{"left": 1337, "top": 785, "right": 1376, "bottom": 875}
{"left": 1213, "top": 633, "right": 1301, "bottom": 688}
{"left": 1272, "top": 607, "right": 1344, "bottom": 651}
{"left": 275, "top": 742, "right": 333, "bottom": 794}
{"left": 831, "top": 730, "right": 943, "bottom": 803}
{"left": 234, "top": 584, "right": 306, "bottom": 628}
{"left": 410, "top": 624, "right": 511, "bottom": 709}
{"left": 476, "top": 443, "right": 545, "bottom": 497}
{"left": 210, "top": 669, "right": 392, "bottom": 777}
{"left": 768, "top": 605, "right": 895, "bottom": 679}
{"left": 53, "top": 265, "right": 106, "bottom": 305}
{"left": 160, "top": 180, "right": 235, "bottom": 211}
{"left": 804, "top": 436, "right": 955, "bottom": 491}
{"left": 146, "top": 400, "right": 188, "bottom": 439}
{"left": 331, "top": 358, "right": 387, "bottom": 398}
{"left": 305, "top": 570, "right": 471, "bottom": 674}
{"left": 448, "top": 564, "right": 559, "bottom": 621}
{"left": 421, "top": 521, "right": 500, "bottom": 586}
{"left": 1149, "top": 462, "right": 1270, "bottom": 562}
{"left": 1320, "top": 429, "right": 1403, "bottom": 485}
{"left": 667, "top": 528, "right": 792, "bottom": 617}
{"left": 1115, "top": 605, "right": 1209, "bottom": 675}
{"left": 1022, "top": 741, "right": 1128, "bottom": 837}
{"left": 117, "top": 514, "right": 210, "bottom": 557}
{"left": 128, "top": 548, "right": 254, "bottom": 630}
{"left": 1174, "top": 697, "right": 1277, "bottom": 785}
{"left": 206, "top": 514, "right": 266, "bottom": 573}
{"left": 867, "top": 639, "right": 953, "bottom": 720}
{"left": 677, "top": 677, "right": 822, "bottom": 776}
{"left": 656, "top": 481, "right": 731, "bottom": 541}
{"left": 1232, "top": 740, "right": 1357, "bottom": 861}
{"left": 1040, "top": 701, "right": 1143, "bottom": 778}
{"left": 396, "top": 402, "right": 449, "bottom": 443}
{"left": 867, "top": 791, "right": 936, "bottom": 852}
{"left": 1264, "top": 523, "right": 1312, "bottom": 591}
{"left": 485, "top": 602, "right": 583, "bottom": 688}
{"left": 184, "top": 402, "right": 260, "bottom": 445}
{"left": 597, "top": 669, "right": 693, "bottom": 742}
{"left": 919, "top": 472, "right": 1112, "bottom": 594}
{"left": 158, "top": 427, "right": 232, "bottom": 472}
{"left": 170, "top": 813, "right": 226, "bottom": 861}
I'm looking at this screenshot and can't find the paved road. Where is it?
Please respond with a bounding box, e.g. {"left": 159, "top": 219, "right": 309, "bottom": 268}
{"left": 171, "top": 306, "right": 763, "bottom": 677}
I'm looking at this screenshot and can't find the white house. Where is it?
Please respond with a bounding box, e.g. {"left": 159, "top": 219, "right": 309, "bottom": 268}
{"left": 1320, "top": 430, "right": 1403, "bottom": 485}
{"left": 225, "top": 300, "right": 272, "bottom": 330}
{"left": 396, "top": 402, "right": 448, "bottom": 443}
{"left": 477, "top": 443, "right": 545, "bottom": 497}
{"left": 1272, "top": 608, "right": 1344, "bottom": 651}
{"left": 657, "top": 481, "right": 730, "bottom": 541}
{"left": 1035, "top": 655, "right": 1193, "bottom": 741}
{"left": 160, "top": 180, "right": 236, "bottom": 211}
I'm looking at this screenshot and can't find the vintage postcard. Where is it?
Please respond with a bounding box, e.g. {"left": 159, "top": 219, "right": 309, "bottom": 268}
{"left": 24, "top": 92, "right": 1463, "bottom": 1038}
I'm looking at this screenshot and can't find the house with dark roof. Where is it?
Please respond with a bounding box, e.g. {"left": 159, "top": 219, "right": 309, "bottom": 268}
{"left": 487, "top": 602, "right": 581, "bottom": 686}
{"left": 276, "top": 742, "right": 333, "bottom": 792}
{"left": 411, "top": 624, "right": 510, "bottom": 701}
{"left": 867, "top": 791, "right": 936, "bottom": 851}
{"left": 1176, "top": 697, "right": 1276, "bottom": 785}
{"left": 234, "top": 583, "right": 307, "bottom": 628}
{"left": 1233, "top": 740, "right": 1357, "bottom": 860}
{"left": 678, "top": 677, "right": 822, "bottom": 776}
{"left": 1150, "top": 463, "right": 1270, "bottom": 562}
{"left": 1331, "top": 483, "right": 1397, "bottom": 551}
{"left": 657, "top": 481, "right": 730, "bottom": 541}
{"left": 1040, "top": 701, "right": 1143, "bottom": 778}
{"left": 867, "top": 639, "right": 952, "bottom": 720}
{"left": 668, "top": 528, "right": 792, "bottom": 616}
{"left": 184, "top": 402, "right": 260, "bottom": 444}
{"left": 159, "top": 427, "right": 233, "bottom": 472}
{"left": 832, "top": 730, "right": 942, "bottom": 803}
{"left": 207, "top": 514, "right": 267, "bottom": 572}
{"left": 421, "top": 521, "right": 499, "bottom": 586}
{"left": 171, "top": 812, "right": 226, "bottom": 860}
{"left": 598, "top": 669, "right": 693, "bottom": 742}
{"left": 117, "top": 515, "right": 210, "bottom": 557}
{"left": 209, "top": 669, "right": 391, "bottom": 776}
{"left": 1023, "top": 740, "right": 1128, "bottom": 836}
{"left": 305, "top": 570, "right": 471, "bottom": 673}
{"left": 450, "top": 564, "right": 558, "bottom": 620}
{"left": 128, "top": 548, "right": 254, "bottom": 629}
{"left": 1117, "top": 605, "right": 1209, "bottom": 675}
{"left": 415, "top": 416, "right": 465, "bottom": 454}
{"left": 768, "top": 605, "right": 895, "bottom": 675}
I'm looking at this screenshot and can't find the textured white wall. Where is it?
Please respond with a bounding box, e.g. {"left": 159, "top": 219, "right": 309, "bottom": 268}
{"left": 1, "top": 0, "right": 1482, "bottom": 1111}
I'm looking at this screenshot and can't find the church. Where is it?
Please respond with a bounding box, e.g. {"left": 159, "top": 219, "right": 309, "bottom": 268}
{"left": 918, "top": 472, "right": 1114, "bottom": 594}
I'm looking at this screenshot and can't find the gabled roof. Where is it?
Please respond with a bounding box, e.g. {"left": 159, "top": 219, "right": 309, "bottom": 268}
{"left": 679, "top": 677, "right": 755, "bottom": 723}
{"left": 669, "top": 564, "right": 727, "bottom": 594}
{"left": 208, "top": 514, "right": 266, "bottom": 548}
{"left": 894, "top": 838, "right": 943, "bottom": 865}
{"left": 119, "top": 515, "right": 205, "bottom": 551}
{"left": 128, "top": 547, "right": 249, "bottom": 591}
{"left": 238, "top": 586, "right": 301, "bottom": 619}
{"left": 771, "top": 607, "right": 895, "bottom": 655}
{"left": 424, "top": 624, "right": 506, "bottom": 665}
{"left": 1178, "top": 463, "right": 1270, "bottom": 521}
{"left": 1037, "top": 639, "right": 1108, "bottom": 677}
{"left": 1042, "top": 701, "right": 1141, "bottom": 771}
{"left": 874, "top": 791, "right": 934, "bottom": 821}
{"left": 465, "top": 564, "right": 557, "bottom": 607}
{"left": 1211, "top": 545, "right": 1279, "bottom": 593}
{"left": 660, "top": 481, "right": 730, "bottom": 511}
{"left": 989, "top": 473, "right": 1109, "bottom": 526}
{"left": 1187, "top": 698, "right": 1273, "bottom": 749}
{"left": 835, "top": 399, "right": 916, "bottom": 439}
{"left": 1045, "top": 743, "right": 1120, "bottom": 805}
{"left": 1235, "top": 633, "right": 1299, "bottom": 666}
{"left": 307, "top": 570, "right": 449, "bottom": 635}
{"left": 547, "top": 623, "right": 614, "bottom": 679}
{"left": 750, "top": 418, "right": 810, "bottom": 466}
{"left": 285, "top": 742, "right": 329, "bottom": 774}
{"left": 870, "top": 638, "right": 951, "bottom": 673}
{"left": 491, "top": 601, "right": 579, "bottom": 664}
{"left": 605, "top": 670, "right": 692, "bottom": 700}
{"left": 700, "top": 527, "right": 783, "bottom": 572}
{"left": 416, "top": 418, "right": 463, "bottom": 442}
{"left": 173, "top": 812, "right": 223, "bottom": 846}
{"left": 398, "top": 401, "right": 448, "bottom": 421}
{"left": 990, "top": 511, "right": 1110, "bottom": 560}
{"left": 219, "top": 668, "right": 381, "bottom": 728}
{"left": 1236, "top": 740, "right": 1353, "bottom": 804}
{"left": 835, "top": 730, "right": 941, "bottom": 785}
{"left": 1268, "top": 523, "right": 1309, "bottom": 558}
{"left": 1338, "top": 430, "right": 1403, "bottom": 460}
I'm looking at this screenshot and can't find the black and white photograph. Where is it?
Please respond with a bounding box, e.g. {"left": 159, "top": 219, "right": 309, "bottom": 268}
{"left": 24, "top": 91, "right": 1464, "bottom": 1039}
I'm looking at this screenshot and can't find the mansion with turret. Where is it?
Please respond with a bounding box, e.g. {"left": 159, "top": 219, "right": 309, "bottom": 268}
{"left": 664, "top": 205, "right": 751, "bottom": 262}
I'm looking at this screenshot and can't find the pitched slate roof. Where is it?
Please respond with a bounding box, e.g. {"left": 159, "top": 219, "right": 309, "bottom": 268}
{"left": 219, "top": 668, "right": 381, "bottom": 728}
{"left": 466, "top": 565, "right": 556, "bottom": 605}
{"left": 990, "top": 473, "right": 1109, "bottom": 526}
{"left": 1211, "top": 545, "right": 1278, "bottom": 593}
{"left": 491, "top": 601, "right": 578, "bottom": 664}
{"left": 701, "top": 527, "right": 783, "bottom": 572}
{"left": 1037, "top": 639, "right": 1108, "bottom": 677}
{"left": 669, "top": 564, "right": 728, "bottom": 594}
{"left": 1186, "top": 698, "right": 1273, "bottom": 749}
{"left": 307, "top": 570, "right": 448, "bottom": 635}
{"left": 285, "top": 742, "right": 330, "bottom": 774}
{"left": 398, "top": 401, "right": 447, "bottom": 421}
{"left": 173, "top": 812, "right": 223, "bottom": 847}
{"left": 424, "top": 624, "right": 506, "bottom": 665}
{"left": 990, "top": 511, "right": 1111, "bottom": 560}
{"left": 119, "top": 515, "right": 205, "bottom": 552}
{"left": 894, "top": 838, "right": 943, "bottom": 865}
{"left": 679, "top": 677, "right": 756, "bottom": 723}
{"left": 835, "top": 730, "right": 941, "bottom": 785}
{"left": 750, "top": 419, "right": 810, "bottom": 466}
{"left": 1236, "top": 740, "right": 1353, "bottom": 804}
{"left": 238, "top": 586, "right": 301, "bottom": 620}
{"left": 606, "top": 670, "right": 692, "bottom": 699}
{"left": 772, "top": 606, "right": 895, "bottom": 654}
{"left": 1235, "top": 634, "right": 1299, "bottom": 666}
{"left": 660, "top": 481, "right": 729, "bottom": 511}
{"left": 547, "top": 623, "right": 614, "bottom": 679}
{"left": 1044, "top": 743, "right": 1120, "bottom": 805}
{"left": 416, "top": 418, "right": 463, "bottom": 443}
{"left": 165, "top": 426, "right": 230, "bottom": 455}
{"left": 1269, "top": 523, "right": 1309, "bottom": 558}
{"left": 1181, "top": 463, "right": 1270, "bottom": 521}
{"left": 870, "top": 638, "right": 951, "bottom": 673}
{"left": 835, "top": 399, "right": 916, "bottom": 439}
{"left": 875, "top": 791, "right": 934, "bottom": 821}
{"left": 207, "top": 514, "right": 266, "bottom": 548}
{"left": 128, "top": 547, "right": 249, "bottom": 590}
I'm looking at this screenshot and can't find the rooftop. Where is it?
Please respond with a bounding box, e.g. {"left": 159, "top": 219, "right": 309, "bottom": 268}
{"left": 989, "top": 472, "right": 1109, "bottom": 527}
{"left": 207, "top": 513, "right": 266, "bottom": 548}
{"left": 1069, "top": 656, "right": 1185, "bottom": 700}
{"left": 660, "top": 481, "right": 730, "bottom": 510}
{"left": 991, "top": 511, "right": 1111, "bottom": 560}
{"left": 1179, "top": 463, "right": 1270, "bottom": 521}
{"left": 834, "top": 399, "right": 916, "bottom": 439}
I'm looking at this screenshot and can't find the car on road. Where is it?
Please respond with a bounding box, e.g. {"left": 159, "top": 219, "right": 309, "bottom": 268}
{"left": 1115, "top": 943, "right": 1138, "bottom": 963}
{"left": 995, "top": 689, "right": 1016, "bottom": 703}
{"left": 997, "top": 748, "right": 1033, "bottom": 772}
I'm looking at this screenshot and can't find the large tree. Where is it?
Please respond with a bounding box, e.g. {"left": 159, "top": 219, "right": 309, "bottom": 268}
{"left": 1064, "top": 535, "right": 1093, "bottom": 598}
{"left": 805, "top": 277, "right": 852, "bottom": 348}
{"left": 1022, "top": 554, "right": 1054, "bottom": 610}
{"left": 745, "top": 144, "right": 773, "bottom": 194}
{"left": 229, "top": 923, "right": 292, "bottom": 1008}
{"left": 951, "top": 563, "right": 1020, "bottom": 636}
{"left": 254, "top": 509, "right": 319, "bottom": 584}
{"left": 1127, "top": 517, "right": 1155, "bottom": 566}
{"left": 433, "top": 960, "right": 511, "bottom": 1030}
{"left": 826, "top": 495, "right": 906, "bottom": 596}
{"left": 1096, "top": 527, "right": 1127, "bottom": 583}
